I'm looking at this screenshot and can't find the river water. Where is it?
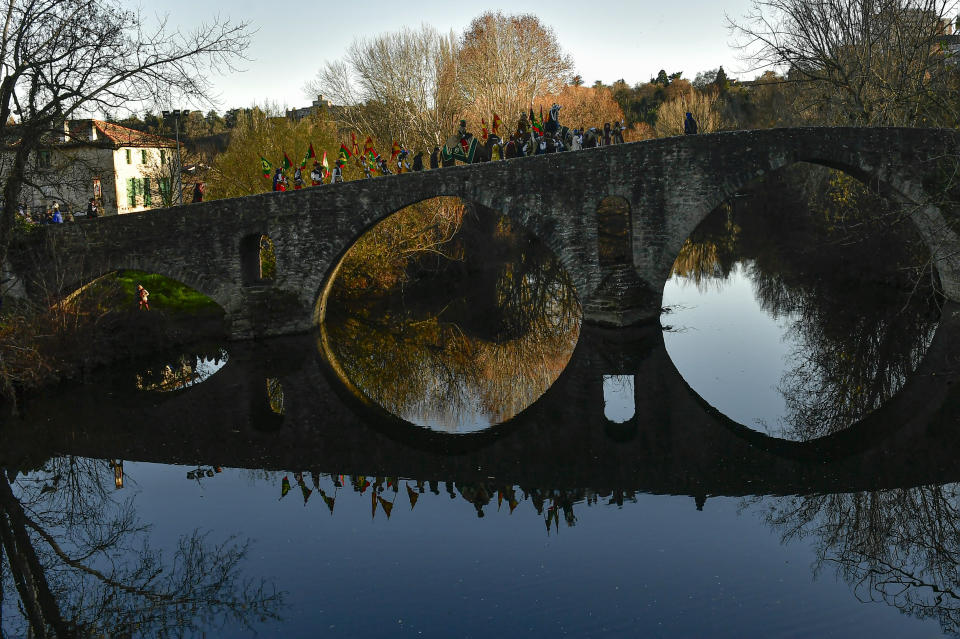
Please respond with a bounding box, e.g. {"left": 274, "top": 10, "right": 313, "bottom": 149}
{"left": 2, "top": 173, "right": 959, "bottom": 638}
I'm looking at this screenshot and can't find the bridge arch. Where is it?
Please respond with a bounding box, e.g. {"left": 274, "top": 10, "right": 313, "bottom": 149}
{"left": 311, "top": 192, "right": 587, "bottom": 327}
{"left": 649, "top": 135, "right": 960, "bottom": 303}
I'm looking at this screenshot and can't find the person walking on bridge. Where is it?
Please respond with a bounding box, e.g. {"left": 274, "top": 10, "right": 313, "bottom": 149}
{"left": 684, "top": 112, "right": 698, "bottom": 135}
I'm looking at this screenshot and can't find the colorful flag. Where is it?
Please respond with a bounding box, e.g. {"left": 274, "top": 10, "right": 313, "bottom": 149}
{"left": 480, "top": 118, "right": 489, "bottom": 142}
{"left": 492, "top": 114, "right": 502, "bottom": 136}
{"left": 301, "top": 143, "right": 316, "bottom": 168}
{"left": 363, "top": 136, "right": 375, "bottom": 155}
{"left": 338, "top": 143, "right": 351, "bottom": 160}
{"left": 320, "top": 150, "right": 329, "bottom": 177}
{"left": 282, "top": 152, "right": 293, "bottom": 170}
{"left": 531, "top": 108, "right": 543, "bottom": 135}
{"left": 260, "top": 156, "right": 273, "bottom": 177}
{"left": 351, "top": 132, "right": 360, "bottom": 158}
{"left": 280, "top": 476, "right": 291, "bottom": 499}
{"left": 391, "top": 140, "right": 401, "bottom": 161}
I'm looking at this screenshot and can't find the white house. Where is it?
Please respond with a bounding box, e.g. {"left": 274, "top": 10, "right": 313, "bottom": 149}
{"left": 25, "top": 119, "right": 178, "bottom": 216}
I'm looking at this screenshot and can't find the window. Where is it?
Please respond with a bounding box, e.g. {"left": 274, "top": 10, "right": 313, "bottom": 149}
{"left": 125, "top": 149, "right": 131, "bottom": 164}
{"left": 159, "top": 178, "right": 171, "bottom": 205}
{"left": 143, "top": 177, "right": 152, "bottom": 206}
{"left": 141, "top": 149, "right": 147, "bottom": 164}
{"left": 36, "top": 150, "right": 52, "bottom": 169}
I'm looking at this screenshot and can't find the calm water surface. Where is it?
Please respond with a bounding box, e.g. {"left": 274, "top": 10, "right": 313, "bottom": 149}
{"left": 1, "top": 182, "right": 958, "bottom": 637}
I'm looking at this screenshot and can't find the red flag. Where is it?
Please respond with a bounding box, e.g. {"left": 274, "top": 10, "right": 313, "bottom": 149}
{"left": 481, "top": 118, "right": 489, "bottom": 142}
{"left": 282, "top": 152, "right": 293, "bottom": 170}
{"left": 351, "top": 132, "right": 360, "bottom": 158}
{"left": 300, "top": 143, "right": 316, "bottom": 168}
{"left": 391, "top": 140, "right": 401, "bottom": 161}
{"left": 363, "top": 136, "right": 375, "bottom": 155}
{"left": 492, "top": 113, "right": 502, "bottom": 135}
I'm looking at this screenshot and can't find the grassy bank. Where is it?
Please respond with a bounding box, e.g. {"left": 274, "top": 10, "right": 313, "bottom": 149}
{"left": 0, "top": 271, "right": 226, "bottom": 405}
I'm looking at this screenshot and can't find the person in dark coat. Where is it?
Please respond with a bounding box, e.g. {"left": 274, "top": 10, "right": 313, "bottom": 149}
{"left": 192, "top": 182, "right": 205, "bottom": 202}
{"left": 412, "top": 151, "right": 424, "bottom": 172}
{"left": 684, "top": 112, "right": 698, "bottom": 135}
{"left": 429, "top": 146, "right": 440, "bottom": 169}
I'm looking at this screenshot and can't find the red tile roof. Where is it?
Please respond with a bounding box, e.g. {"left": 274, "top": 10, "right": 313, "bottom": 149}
{"left": 67, "top": 119, "right": 177, "bottom": 148}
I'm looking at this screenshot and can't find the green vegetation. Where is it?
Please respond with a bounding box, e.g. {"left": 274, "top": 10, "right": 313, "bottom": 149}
{"left": 112, "top": 270, "right": 223, "bottom": 315}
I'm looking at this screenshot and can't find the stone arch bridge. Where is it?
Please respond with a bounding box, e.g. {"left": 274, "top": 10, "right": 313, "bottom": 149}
{"left": 10, "top": 127, "right": 960, "bottom": 338}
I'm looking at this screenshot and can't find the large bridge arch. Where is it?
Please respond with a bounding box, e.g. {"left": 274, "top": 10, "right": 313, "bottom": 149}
{"left": 638, "top": 129, "right": 960, "bottom": 307}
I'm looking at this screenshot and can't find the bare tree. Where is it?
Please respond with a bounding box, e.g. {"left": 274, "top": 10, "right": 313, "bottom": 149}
{"left": 728, "top": 0, "right": 960, "bottom": 126}
{"left": 0, "top": 0, "right": 250, "bottom": 270}
{"left": 457, "top": 12, "right": 573, "bottom": 126}
{"left": 306, "top": 25, "right": 463, "bottom": 152}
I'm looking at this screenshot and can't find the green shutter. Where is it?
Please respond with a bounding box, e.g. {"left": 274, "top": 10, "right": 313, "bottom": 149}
{"left": 143, "top": 177, "right": 151, "bottom": 206}
{"left": 125, "top": 149, "right": 131, "bottom": 164}
{"left": 141, "top": 150, "right": 147, "bottom": 164}
{"left": 127, "top": 178, "right": 136, "bottom": 207}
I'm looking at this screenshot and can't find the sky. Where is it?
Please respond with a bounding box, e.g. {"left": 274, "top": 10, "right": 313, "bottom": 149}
{"left": 128, "top": 0, "right": 759, "bottom": 113}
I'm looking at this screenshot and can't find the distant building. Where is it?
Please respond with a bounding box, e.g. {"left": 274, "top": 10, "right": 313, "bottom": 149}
{"left": 286, "top": 94, "right": 337, "bottom": 122}
{"left": 20, "top": 119, "right": 177, "bottom": 216}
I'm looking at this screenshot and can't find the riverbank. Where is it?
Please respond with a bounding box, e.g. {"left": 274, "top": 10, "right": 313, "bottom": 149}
{"left": 0, "top": 271, "right": 226, "bottom": 407}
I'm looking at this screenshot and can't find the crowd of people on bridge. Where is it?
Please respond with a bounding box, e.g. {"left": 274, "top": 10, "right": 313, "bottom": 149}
{"left": 267, "top": 106, "right": 700, "bottom": 191}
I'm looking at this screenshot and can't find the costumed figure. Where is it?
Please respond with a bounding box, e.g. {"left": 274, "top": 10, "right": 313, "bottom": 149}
{"left": 504, "top": 135, "right": 517, "bottom": 159}
{"left": 553, "top": 131, "right": 566, "bottom": 152}
{"left": 273, "top": 168, "right": 285, "bottom": 192}
{"left": 396, "top": 148, "right": 410, "bottom": 173}
{"left": 612, "top": 121, "right": 625, "bottom": 144}
{"left": 544, "top": 104, "right": 561, "bottom": 136}
{"left": 310, "top": 162, "right": 323, "bottom": 186}
{"left": 364, "top": 162, "right": 373, "bottom": 179}
{"left": 293, "top": 166, "right": 304, "bottom": 190}
{"left": 570, "top": 129, "right": 583, "bottom": 151}
{"left": 331, "top": 164, "right": 343, "bottom": 184}
{"left": 378, "top": 157, "right": 391, "bottom": 175}
{"left": 516, "top": 111, "right": 529, "bottom": 137}
{"left": 684, "top": 112, "right": 698, "bottom": 135}
{"left": 602, "top": 123, "right": 612, "bottom": 146}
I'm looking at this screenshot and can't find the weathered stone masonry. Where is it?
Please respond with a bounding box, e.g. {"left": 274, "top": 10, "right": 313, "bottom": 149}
{"left": 11, "top": 127, "right": 960, "bottom": 339}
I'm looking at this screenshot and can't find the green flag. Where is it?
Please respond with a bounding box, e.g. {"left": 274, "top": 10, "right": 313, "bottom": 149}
{"left": 282, "top": 152, "right": 294, "bottom": 170}
{"left": 260, "top": 156, "right": 273, "bottom": 177}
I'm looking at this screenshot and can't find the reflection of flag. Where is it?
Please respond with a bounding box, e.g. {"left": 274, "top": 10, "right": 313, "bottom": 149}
{"left": 407, "top": 483, "right": 419, "bottom": 510}
{"left": 319, "top": 488, "right": 335, "bottom": 514}
{"left": 371, "top": 491, "right": 377, "bottom": 519}
{"left": 301, "top": 143, "right": 316, "bottom": 167}
{"left": 282, "top": 152, "right": 294, "bottom": 170}
{"left": 260, "top": 157, "right": 273, "bottom": 177}
{"left": 280, "top": 476, "right": 291, "bottom": 499}
{"left": 378, "top": 497, "right": 394, "bottom": 519}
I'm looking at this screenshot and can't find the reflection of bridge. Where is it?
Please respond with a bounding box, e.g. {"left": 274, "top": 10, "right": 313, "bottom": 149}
{"left": 10, "top": 128, "right": 960, "bottom": 338}
{"left": 4, "top": 303, "right": 960, "bottom": 499}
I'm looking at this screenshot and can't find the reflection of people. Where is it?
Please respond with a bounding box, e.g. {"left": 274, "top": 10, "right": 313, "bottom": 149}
{"left": 136, "top": 284, "right": 149, "bottom": 311}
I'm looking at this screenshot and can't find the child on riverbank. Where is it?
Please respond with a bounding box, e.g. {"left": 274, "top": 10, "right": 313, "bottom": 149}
{"left": 136, "top": 284, "right": 150, "bottom": 311}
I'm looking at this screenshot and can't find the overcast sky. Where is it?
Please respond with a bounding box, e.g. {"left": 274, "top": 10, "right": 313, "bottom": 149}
{"left": 129, "top": 0, "right": 759, "bottom": 113}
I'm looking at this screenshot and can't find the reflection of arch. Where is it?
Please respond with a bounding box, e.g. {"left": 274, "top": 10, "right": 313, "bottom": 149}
{"left": 597, "top": 197, "right": 631, "bottom": 267}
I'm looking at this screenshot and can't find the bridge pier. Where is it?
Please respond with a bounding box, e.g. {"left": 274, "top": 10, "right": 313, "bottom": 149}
{"left": 582, "top": 264, "right": 662, "bottom": 326}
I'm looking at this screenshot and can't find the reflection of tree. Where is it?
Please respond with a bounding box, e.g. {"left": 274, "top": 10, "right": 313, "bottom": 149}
{"left": 755, "top": 485, "right": 960, "bottom": 635}
{"left": 266, "top": 378, "right": 285, "bottom": 415}
{"left": 135, "top": 348, "right": 229, "bottom": 393}
{"left": 671, "top": 164, "right": 941, "bottom": 439}
{"left": 0, "top": 457, "right": 282, "bottom": 637}
{"left": 324, "top": 202, "right": 581, "bottom": 431}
